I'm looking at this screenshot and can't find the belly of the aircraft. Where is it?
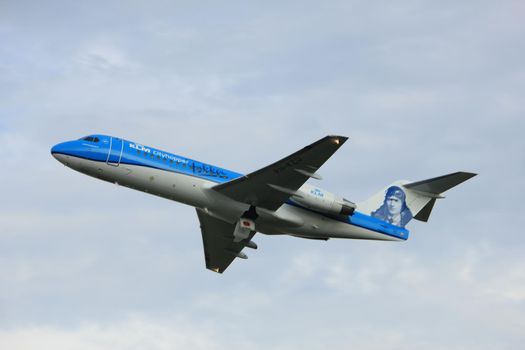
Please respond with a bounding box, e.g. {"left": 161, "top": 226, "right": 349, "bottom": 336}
{"left": 70, "top": 156, "right": 402, "bottom": 242}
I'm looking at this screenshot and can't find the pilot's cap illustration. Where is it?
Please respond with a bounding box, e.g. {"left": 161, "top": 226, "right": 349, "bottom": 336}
{"left": 386, "top": 186, "right": 406, "bottom": 202}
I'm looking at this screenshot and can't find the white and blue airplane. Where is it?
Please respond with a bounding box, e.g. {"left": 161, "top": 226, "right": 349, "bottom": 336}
{"left": 51, "top": 135, "right": 475, "bottom": 273}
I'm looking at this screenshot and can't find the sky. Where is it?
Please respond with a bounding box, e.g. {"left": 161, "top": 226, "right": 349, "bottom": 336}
{"left": 1, "top": 0, "right": 524, "bottom": 349}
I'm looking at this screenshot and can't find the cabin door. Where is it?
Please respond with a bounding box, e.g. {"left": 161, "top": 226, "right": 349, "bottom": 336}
{"left": 106, "top": 137, "right": 124, "bottom": 167}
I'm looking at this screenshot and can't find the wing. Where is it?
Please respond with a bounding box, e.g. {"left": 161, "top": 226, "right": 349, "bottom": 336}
{"left": 196, "top": 208, "right": 255, "bottom": 273}
{"left": 212, "top": 135, "right": 348, "bottom": 211}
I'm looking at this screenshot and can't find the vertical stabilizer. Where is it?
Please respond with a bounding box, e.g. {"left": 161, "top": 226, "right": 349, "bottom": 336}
{"left": 357, "top": 172, "right": 476, "bottom": 227}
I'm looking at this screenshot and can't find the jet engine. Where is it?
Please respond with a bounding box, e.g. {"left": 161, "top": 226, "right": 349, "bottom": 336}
{"left": 293, "top": 184, "right": 356, "bottom": 216}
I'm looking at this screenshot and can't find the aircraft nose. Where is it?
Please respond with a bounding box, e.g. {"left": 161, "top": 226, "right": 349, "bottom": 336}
{"left": 51, "top": 142, "right": 67, "bottom": 157}
{"left": 51, "top": 141, "right": 75, "bottom": 164}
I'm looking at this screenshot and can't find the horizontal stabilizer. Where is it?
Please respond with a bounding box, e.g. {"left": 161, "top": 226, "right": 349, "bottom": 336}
{"left": 404, "top": 172, "right": 477, "bottom": 195}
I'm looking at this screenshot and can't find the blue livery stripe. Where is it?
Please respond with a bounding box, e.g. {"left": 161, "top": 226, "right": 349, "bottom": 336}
{"left": 285, "top": 199, "right": 408, "bottom": 240}
{"left": 349, "top": 212, "right": 409, "bottom": 240}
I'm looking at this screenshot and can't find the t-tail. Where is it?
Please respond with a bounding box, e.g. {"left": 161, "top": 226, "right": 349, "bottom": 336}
{"left": 357, "top": 172, "right": 477, "bottom": 228}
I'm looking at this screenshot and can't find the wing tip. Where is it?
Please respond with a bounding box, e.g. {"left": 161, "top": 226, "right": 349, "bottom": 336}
{"left": 327, "top": 135, "right": 349, "bottom": 145}
{"left": 207, "top": 266, "right": 224, "bottom": 274}
{"left": 459, "top": 171, "right": 478, "bottom": 178}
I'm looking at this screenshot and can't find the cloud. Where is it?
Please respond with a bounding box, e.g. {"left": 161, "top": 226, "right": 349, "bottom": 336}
{"left": 1, "top": 0, "right": 524, "bottom": 349}
{"left": 74, "top": 40, "right": 139, "bottom": 72}
{"left": 0, "top": 316, "right": 226, "bottom": 350}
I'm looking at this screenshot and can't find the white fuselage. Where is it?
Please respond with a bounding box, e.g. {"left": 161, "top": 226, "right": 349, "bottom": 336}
{"left": 54, "top": 152, "right": 401, "bottom": 242}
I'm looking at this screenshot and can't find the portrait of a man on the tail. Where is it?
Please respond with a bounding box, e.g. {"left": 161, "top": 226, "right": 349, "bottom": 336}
{"left": 371, "top": 186, "right": 413, "bottom": 227}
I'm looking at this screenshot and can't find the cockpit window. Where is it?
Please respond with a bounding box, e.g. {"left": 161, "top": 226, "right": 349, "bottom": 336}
{"left": 82, "top": 136, "right": 100, "bottom": 142}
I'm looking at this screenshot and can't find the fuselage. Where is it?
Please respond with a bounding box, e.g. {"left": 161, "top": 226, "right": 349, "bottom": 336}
{"left": 51, "top": 135, "right": 409, "bottom": 242}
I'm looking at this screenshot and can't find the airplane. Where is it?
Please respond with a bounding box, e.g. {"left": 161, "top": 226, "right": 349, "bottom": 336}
{"left": 51, "top": 135, "right": 476, "bottom": 273}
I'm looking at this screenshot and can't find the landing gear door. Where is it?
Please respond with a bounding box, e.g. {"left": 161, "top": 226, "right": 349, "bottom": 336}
{"left": 106, "top": 137, "right": 124, "bottom": 167}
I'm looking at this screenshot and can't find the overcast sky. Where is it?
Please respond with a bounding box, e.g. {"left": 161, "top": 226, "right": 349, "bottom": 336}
{"left": 1, "top": 0, "right": 524, "bottom": 349}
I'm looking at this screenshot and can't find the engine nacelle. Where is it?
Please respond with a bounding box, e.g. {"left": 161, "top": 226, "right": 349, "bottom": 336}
{"left": 293, "top": 184, "right": 356, "bottom": 216}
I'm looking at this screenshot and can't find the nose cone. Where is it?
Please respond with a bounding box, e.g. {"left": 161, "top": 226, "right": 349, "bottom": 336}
{"left": 51, "top": 142, "right": 67, "bottom": 158}
{"left": 51, "top": 141, "right": 76, "bottom": 165}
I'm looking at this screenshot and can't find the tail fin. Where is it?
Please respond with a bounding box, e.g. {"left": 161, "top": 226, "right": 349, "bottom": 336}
{"left": 357, "top": 172, "right": 477, "bottom": 227}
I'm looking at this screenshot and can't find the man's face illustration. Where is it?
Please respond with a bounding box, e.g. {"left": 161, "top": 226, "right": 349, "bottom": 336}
{"left": 386, "top": 196, "right": 402, "bottom": 215}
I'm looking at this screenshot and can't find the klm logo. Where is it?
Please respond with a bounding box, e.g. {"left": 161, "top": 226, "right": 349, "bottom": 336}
{"left": 310, "top": 188, "right": 324, "bottom": 197}
{"left": 129, "top": 143, "right": 151, "bottom": 153}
